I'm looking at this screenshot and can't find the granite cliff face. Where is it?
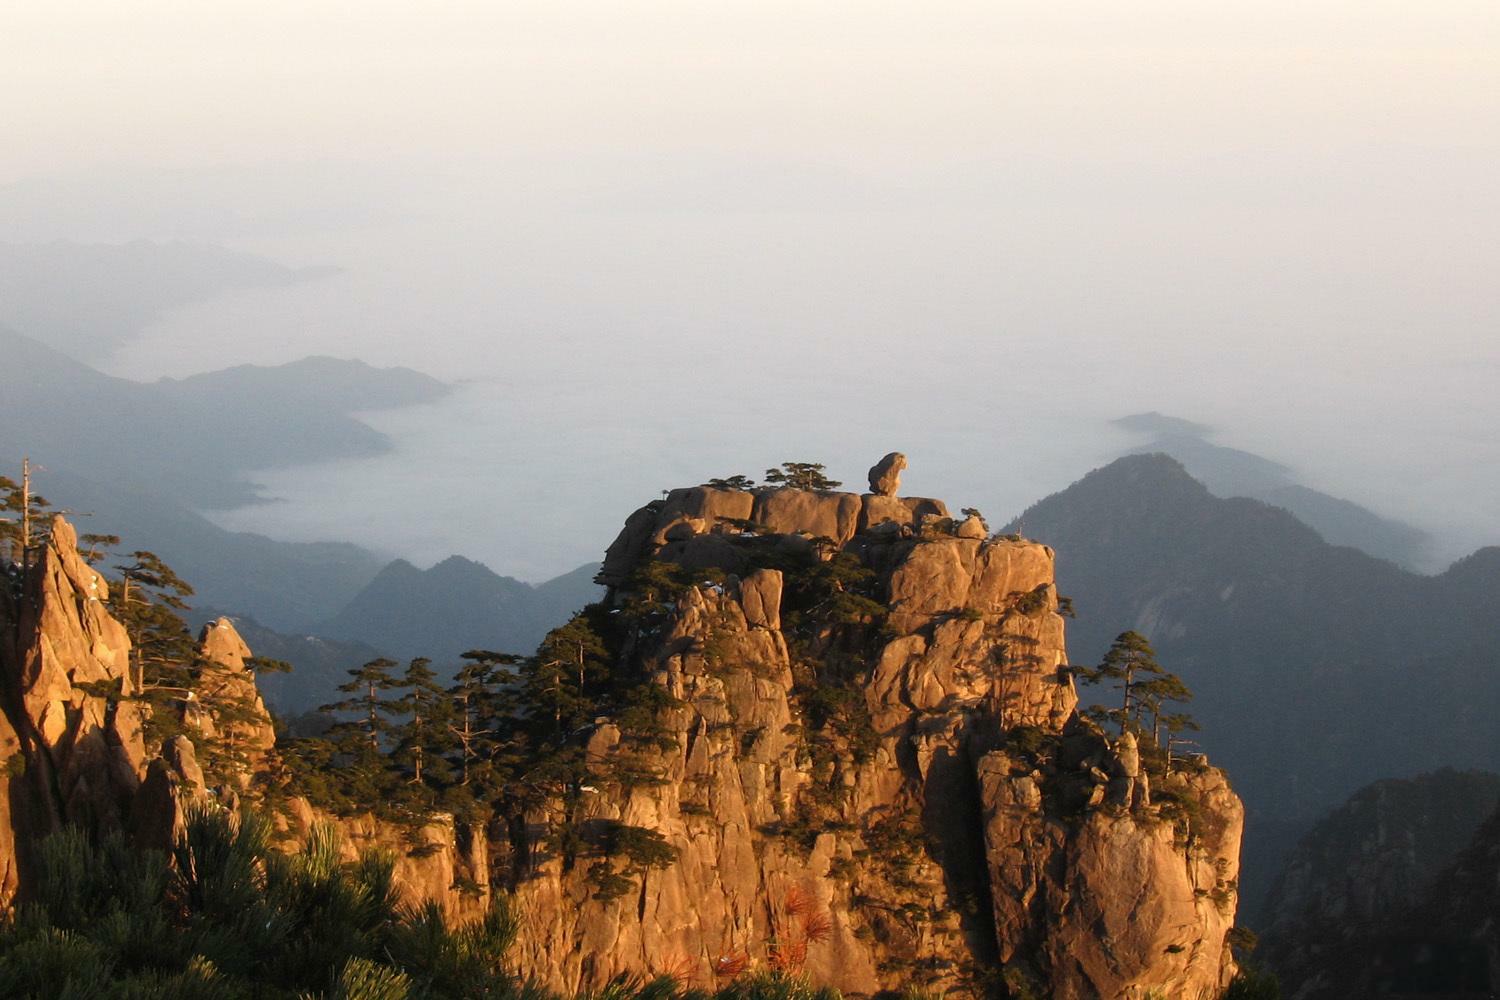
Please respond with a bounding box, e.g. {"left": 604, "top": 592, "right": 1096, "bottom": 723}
{"left": 0, "top": 516, "right": 147, "bottom": 903}
{"left": 504, "top": 480, "right": 1243, "bottom": 999}
{"left": 0, "top": 518, "right": 279, "bottom": 886}
{"left": 0, "top": 476, "right": 1245, "bottom": 1000}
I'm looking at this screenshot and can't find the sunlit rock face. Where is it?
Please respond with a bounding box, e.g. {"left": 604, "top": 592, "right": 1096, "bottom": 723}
{"left": 498, "top": 469, "right": 1243, "bottom": 998}
{"left": 0, "top": 517, "right": 145, "bottom": 866}
{"left": 0, "top": 516, "right": 277, "bottom": 899}
{"left": 0, "top": 466, "right": 1244, "bottom": 1000}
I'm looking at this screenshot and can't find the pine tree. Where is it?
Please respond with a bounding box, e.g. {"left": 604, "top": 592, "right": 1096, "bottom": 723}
{"left": 524, "top": 615, "right": 608, "bottom": 739}
{"left": 1076, "top": 631, "right": 1198, "bottom": 767}
{"left": 318, "top": 658, "right": 405, "bottom": 807}
{"left": 0, "top": 459, "right": 54, "bottom": 575}
{"left": 706, "top": 475, "right": 756, "bottom": 490}
{"left": 447, "top": 650, "right": 520, "bottom": 788}
{"left": 763, "top": 462, "right": 841, "bottom": 491}
{"left": 323, "top": 658, "right": 404, "bottom": 752}
{"left": 114, "top": 551, "right": 197, "bottom": 693}
{"left": 394, "top": 657, "right": 454, "bottom": 787}
{"left": 1078, "top": 630, "right": 1165, "bottom": 736}
{"left": 3, "top": 806, "right": 527, "bottom": 997}
{"left": 1162, "top": 712, "right": 1202, "bottom": 772}
{"left": 1136, "top": 669, "right": 1194, "bottom": 746}
{"left": 78, "top": 533, "right": 120, "bottom": 565}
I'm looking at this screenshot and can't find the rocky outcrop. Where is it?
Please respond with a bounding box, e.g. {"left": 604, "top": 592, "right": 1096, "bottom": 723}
{"left": 868, "top": 452, "right": 906, "bottom": 496}
{"left": 0, "top": 470, "right": 1244, "bottom": 1000}
{"left": 194, "top": 617, "right": 278, "bottom": 763}
{"left": 0, "top": 517, "right": 274, "bottom": 895}
{"left": 132, "top": 735, "right": 208, "bottom": 850}
{"left": 981, "top": 739, "right": 1241, "bottom": 999}
{"left": 0, "top": 517, "right": 147, "bottom": 850}
{"left": 502, "top": 471, "right": 1243, "bottom": 998}
{"left": 273, "top": 795, "right": 491, "bottom": 924}
{"left": 598, "top": 484, "right": 950, "bottom": 586}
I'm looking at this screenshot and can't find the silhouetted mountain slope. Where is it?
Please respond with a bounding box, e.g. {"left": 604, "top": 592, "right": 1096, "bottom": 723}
{"left": 155, "top": 355, "right": 444, "bottom": 415}
{"left": 319, "top": 556, "right": 603, "bottom": 667}
{"left": 1260, "top": 769, "right": 1500, "bottom": 996}
{"left": 0, "top": 325, "right": 448, "bottom": 508}
{"left": 1008, "top": 453, "right": 1500, "bottom": 917}
{"left": 1113, "top": 412, "right": 1432, "bottom": 568}
{"left": 0, "top": 239, "right": 336, "bottom": 360}
{"left": 1409, "top": 804, "right": 1500, "bottom": 994}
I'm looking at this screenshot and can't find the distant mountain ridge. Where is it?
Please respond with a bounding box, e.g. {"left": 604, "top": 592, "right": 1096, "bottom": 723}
{"left": 319, "top": 554, "right": 603, "bottom": 667}
{"left": 0, "top": 325, "right": 601, "bottom": 707}
{"left": 0, "top": 325, "right": 453, "bottom": 632}
{"left": 0, "top": 239, "right": 337, "bottom": 361}
{"left": 1112, "top": 411, "right": 1432, "bottom": 569}
{"left": 0, "top": 325, "right": 450, "bottom": 509}
{"left": 44, "top": 467, "right": 387, "bottom": 632}
{"left": 1007, "top": 452, "right": 1500, "bottom": 919}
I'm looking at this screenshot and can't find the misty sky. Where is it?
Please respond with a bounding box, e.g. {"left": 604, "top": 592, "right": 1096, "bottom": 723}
{"left": 4, "top": 3, "right": 1498, "bottom": 578}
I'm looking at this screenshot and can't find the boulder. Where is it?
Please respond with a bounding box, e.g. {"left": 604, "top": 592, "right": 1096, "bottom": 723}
{"left": 199, "top": 617, "right": 252, "bottom": 670}
{"left": 735, "top": 569, "right": 783, "bottom": 631}
{"left": 660, "top": 487, "right": 756, "bottom": 527}
{"left": 867, "top": 452, "right": 907, "bottom": 496}
{"left": 858, "top": 495, "right": 951, "bottom": 534}
{"left": 957, "top": 515, "right": 987, "bottom": 539}
{"left": 751, "top": 488, "right": 862, "bottom": 547}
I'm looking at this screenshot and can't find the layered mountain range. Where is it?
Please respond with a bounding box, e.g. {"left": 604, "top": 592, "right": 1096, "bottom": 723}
{"left": 0, "top": 326, "right": 601, "bottom": 694}
{"left": 1109, "top": 412, "right": 1432, "bottom": 570}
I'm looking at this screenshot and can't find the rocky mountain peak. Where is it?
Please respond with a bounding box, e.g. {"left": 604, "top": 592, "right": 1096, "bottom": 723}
{"left": 0, "top": 468, "right": 1246, "bottom": 999}
{"left": 198, "top": 616, "right": 252, "bottom": 670}
{"left": 530, "top": 465, "right": 1246, "bottom": 997}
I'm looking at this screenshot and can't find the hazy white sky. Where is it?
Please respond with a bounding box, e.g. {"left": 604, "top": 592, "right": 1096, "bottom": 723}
{"left": 3, "top": 2, "right": 1498, "bottom": 576}
{"left": 9, "top": 2, "right": 1498, "bottom": 183}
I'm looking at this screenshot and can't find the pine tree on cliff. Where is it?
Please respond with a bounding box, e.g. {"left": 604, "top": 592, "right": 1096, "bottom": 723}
{"left": 764, "top": 462, "right": 842, "bottom": 491}
{"left": 706, "top": 474, "right": 756, "bottom": 490}
{"left": 318, "top": 657, "right": 407, "bottom": 805}
{"left": 1162, "top": 711, "right": 1201, "bottom": 771}
{"left": 1079, "top": 630, "right": 1170, "bottom": 736}
{"left": 447, "top": 649, "right": 519, "bottom": 789}
{"left": 114, "top": 551, "right": 197, "bottom": 693}
{"left": 1135, "top": 668, "right": 1194, "bottom": 746}
{"left": 393, "top": 657, "right": 454, "bottom": 787}
{"left": 524, "top": 615, "right": 608, "bottom": 739}
{"left": 0, "top": 459, "right": 54, "bottom": 573}
{"left": 79, "top": 532, "right": 120, "bottom": 564}
{"left": 323, "top": 658, "right": 403, "bottom": 750}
